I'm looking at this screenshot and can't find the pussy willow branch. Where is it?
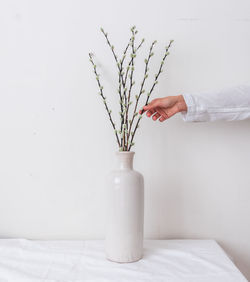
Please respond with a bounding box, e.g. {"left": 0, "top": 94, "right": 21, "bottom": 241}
{"left": 121, "top": 27, "right": 136, "bottom": 150}
{"left": 123, "top": 37, "right": 145, "bottom": 145}
{"left": 120, "top": 37, "right": 145, "bottom": 126}
{"left": 126, "top": 40, "right": 157, "bottom": 150}
{"left": 101, "top": 28, "right": 129, "bottom": 90}
{"left": 100, "top": 27, "right": 144, "bottom": 150}
{"left": 89, "top": 53, "right": 121, "bottom": 147}
{"left": 121, "top": 26, "right": 144, "bottom": 150}
{"left": 124, "top": 37, "right": 145, "bottom": 86}
{"left": 128, "top": 40, "right": 174, "bottom": 150}
{"left": 120, "top": 36, "right": 132, "bottom": 103}
{"left": 120, "top": 40, "right": 131, "bottom": 89}
{"left": 119, "top": 41, "right": 131, "bottom": 149}
{"left": 90, "top": 26, "right": 173, "bottom": 151}
{"left": 100, "top": 28, "right": 125, "bottom": 146}
{"left": 121, "top": 30, "right": 135, "bottom": 145}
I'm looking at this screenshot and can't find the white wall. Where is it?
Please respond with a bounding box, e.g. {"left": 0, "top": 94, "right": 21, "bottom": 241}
{"left": 0, "top": 0, "right": 250, "bottom": 279}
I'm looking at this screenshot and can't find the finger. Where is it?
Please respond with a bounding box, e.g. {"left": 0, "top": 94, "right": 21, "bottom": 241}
{"left": 146, "top": 109, "right": 156, "bottom": 117}
{"left": 139, "top": 108, "right": 151, "bottom": 115}
{"left": 143, "top": 99, "right": 159, "bottom": 111}
{"left": 154, "top": 108, "right": 168, "bottom": 122}
{"left": 156, "top": 108, "right": 168, "bottom": 120}
{"left": 159, "top": 116, "right": 168, "bottom": 122}
{"left": 152, "top": 113, "right": 161, "bottom": 121}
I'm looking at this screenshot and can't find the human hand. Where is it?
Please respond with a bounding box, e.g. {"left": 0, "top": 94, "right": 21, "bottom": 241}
{"left": 139, "top": 95, "right": 187, "bottom": 122}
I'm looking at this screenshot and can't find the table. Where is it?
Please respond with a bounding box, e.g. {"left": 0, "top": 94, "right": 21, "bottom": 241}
{"left": 0, "top": 239, "right": 246, "bottom": 281}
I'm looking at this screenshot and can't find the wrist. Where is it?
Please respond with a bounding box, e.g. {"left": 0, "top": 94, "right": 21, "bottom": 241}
{"left": 177, "top": 95, "right": 187, "bottom": 112}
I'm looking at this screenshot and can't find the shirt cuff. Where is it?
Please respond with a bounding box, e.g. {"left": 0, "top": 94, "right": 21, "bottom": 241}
{"left": 181, "top": 93, "right": 196, "bottom": 122}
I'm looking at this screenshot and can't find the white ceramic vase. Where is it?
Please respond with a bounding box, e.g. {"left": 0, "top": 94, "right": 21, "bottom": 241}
{"left": 105, "top": 151, "right": 144, "bottom": 263}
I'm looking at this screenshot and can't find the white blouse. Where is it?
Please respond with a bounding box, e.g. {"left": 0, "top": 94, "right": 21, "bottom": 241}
{"left": 182, "top": 84, "right": 250, "bottom": 122}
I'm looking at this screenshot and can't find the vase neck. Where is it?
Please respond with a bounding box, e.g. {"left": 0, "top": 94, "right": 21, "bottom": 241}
{"left": 116, "top": 152, "right": 135, "bottom": 170}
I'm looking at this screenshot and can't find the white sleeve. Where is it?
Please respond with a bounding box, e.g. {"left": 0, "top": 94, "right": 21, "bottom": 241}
{"left": 181, "top": 84, "right": 250, "bottom": 122}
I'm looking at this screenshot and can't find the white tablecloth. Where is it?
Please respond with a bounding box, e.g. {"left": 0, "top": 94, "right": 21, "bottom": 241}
{"left": 0, "top": 239, "right": 246, "bottom": 282}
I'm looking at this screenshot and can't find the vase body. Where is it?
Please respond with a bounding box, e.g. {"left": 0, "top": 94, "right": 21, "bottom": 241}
{"left": 105, "top": 152, "right": 144, "bottom": 263}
